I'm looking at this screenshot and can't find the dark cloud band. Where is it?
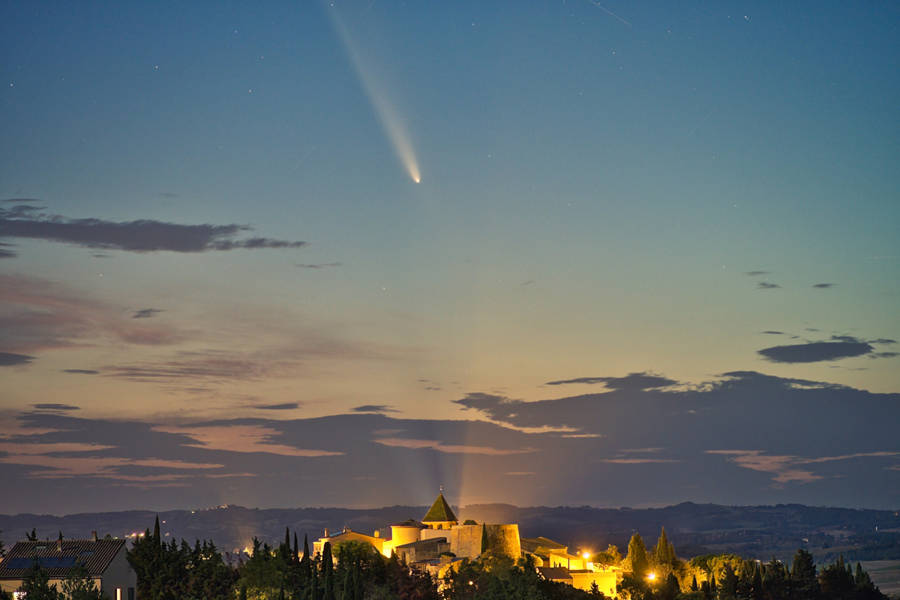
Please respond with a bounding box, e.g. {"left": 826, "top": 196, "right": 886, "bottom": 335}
{"left": 0, "top": 208, "right": 306, "bottom": 254}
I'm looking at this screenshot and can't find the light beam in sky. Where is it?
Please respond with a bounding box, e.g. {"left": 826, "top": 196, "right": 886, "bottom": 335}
{"left": 327, "top": 4, "right": 422, "bottom": 183}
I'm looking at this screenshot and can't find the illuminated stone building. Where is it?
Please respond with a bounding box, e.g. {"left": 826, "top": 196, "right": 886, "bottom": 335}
{"left": 313, "top": 491, "right": 615, "bottom": 595}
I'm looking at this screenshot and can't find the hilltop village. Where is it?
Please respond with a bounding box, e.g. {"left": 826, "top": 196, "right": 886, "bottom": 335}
{"left": 0, "top": 496, "right": 893, "bottom": 599}
{"left": 313, "top": 492, "right": 619, "bottom": 596}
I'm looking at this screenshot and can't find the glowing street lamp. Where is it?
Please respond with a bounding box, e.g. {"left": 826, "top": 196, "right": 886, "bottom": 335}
{"left": 647, "top": 572, "right": 657, "bottom": 583}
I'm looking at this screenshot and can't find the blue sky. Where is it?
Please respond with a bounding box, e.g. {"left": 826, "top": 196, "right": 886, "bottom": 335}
{"left": 1, "top": 0, "right": 898, "bottom": 513}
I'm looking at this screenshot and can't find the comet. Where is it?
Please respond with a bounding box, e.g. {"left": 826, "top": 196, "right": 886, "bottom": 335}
{"left": 327, "top": 4, "right": 422, "bottom": 184}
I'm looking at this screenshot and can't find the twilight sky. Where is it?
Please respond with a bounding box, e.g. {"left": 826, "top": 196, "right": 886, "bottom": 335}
{"left": 1, "top": 0, "right": 898, "bottom": 514}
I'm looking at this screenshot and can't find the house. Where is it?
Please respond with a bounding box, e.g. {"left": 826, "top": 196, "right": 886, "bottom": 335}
{"left": 522, "top": 536, "right": 619, "bottom": 596}
{"left": 0, "top": 536, "right": 137, "bottom": 600}
{"left": 312, "top": 527, "right": 387, "bottom": 558}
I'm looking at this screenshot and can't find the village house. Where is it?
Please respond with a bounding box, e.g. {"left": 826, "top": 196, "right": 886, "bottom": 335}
{"left": 0, "top": 535, "right": 137, "bottom": 600}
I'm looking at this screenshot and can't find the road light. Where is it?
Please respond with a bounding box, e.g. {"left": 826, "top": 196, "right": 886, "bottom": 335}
{"left": 647, "top": 571, "right": 657, "bottom": 583}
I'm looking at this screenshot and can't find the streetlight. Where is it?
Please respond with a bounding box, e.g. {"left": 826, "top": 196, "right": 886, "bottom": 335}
{"left": 647, "top": 571, "right": 657, "bottom": 583}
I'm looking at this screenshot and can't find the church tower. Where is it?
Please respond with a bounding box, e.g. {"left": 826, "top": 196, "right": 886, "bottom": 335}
{"left": 422, "top": 491, "right": 458, "bottom": 530}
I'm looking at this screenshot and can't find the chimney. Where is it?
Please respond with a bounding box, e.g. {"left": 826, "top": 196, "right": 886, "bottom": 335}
{"left": 91, "top": 531, "right": 98, "bottom": 542}
{"left": 323, "top": 528, "right": 329, "bottom": 537}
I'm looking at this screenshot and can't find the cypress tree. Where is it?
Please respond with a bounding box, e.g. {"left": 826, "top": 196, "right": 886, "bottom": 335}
{"left": 480, "top": 524, "right": 489, "bottom": 555}
{"left": 322, "top": 542, "right": 334, "bottom": 600}
{"left": 720, "top": 563, "right": 738, "bottom": 600}
{"left": 626, "top": 533, "right": 649, "bottom": 577}
{"left": 654, "top": 527, "right": 674, "bottom": 567}
{"left": 310, "top": 563, "right": 318, "bottom": 600}
{"left": 790, "top": 548, "right": 819, "bottom": 600}
{"left": 293, "top": 532, "right": 299, "bottom": 564}
{"left": 751, "top": 562, "right": 764, "bottom": 600}
{"left": 691, "top": 575, "right": 699, "bottom": 592}
{"left": 153, "top": 515, "right": 161, "bottom": 545}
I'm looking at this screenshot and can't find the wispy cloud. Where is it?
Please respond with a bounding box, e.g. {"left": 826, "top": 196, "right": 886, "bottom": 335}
{"left": 0, "top": 206, "right": 306, "bottom": 254}
{"left": 154, "top": 424, "right": 343, "bottom": 457}
{"left": 546, "top": 372, "right": 677, "bottom": 390}
{"left": 255, "top": 402, "right": 302, "bottom": 410}
{"left": 707, "top": 450, "right": 899, "bottom": 484}
{"left": 812, "top": 283, "right": 835, "bottom": 288}
{"left": 132, "top": 308, "right": 165, "bottom": 319}
{"left": 372, "top": 437, "right": 535, "bottom": 455}
{"left": 0, "top": 274, "right": 187, "bottom": 356}
{"left": 352, "top": 404, "right": 398, "bottom": 414}
{"left": 745, "top": 271, "right": 769, "bottom": 276}
{"left": 599, "top": 457, "right": 680, "bottom": 464}
{"left": 62, "top": 369, "right": 99, "bottom": 375}
{"left": 757, "top": 281, "right": 781, "bottom": 290}
{"left": 295, "top": 262, "right": 342, "bottom": 269}
{"left": 32, "top": 403, "right": 80, "bottom": 412}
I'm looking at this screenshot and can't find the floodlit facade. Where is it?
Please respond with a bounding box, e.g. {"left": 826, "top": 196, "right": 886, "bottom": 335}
{"left": 313, "top": 491, "right": 619, "bottom": 596}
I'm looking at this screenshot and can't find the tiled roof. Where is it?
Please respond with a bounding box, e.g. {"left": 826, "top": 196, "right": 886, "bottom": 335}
{"left": 391, "top": 519, "right": 424, "bottom": 528}
{"left": 0, "top": 539, "right": 126, "bottom": 579}
{"left": 395, "top": 537, "right": 447, "bottom": 550}
{"left": 422, "top": 493, "right": 457, "bottom": 523}
{"left": 521, "top": 536, "right": 567, "bottom": 551}
{"left": 537, "top": 566, "right": 573, "bottom": 582}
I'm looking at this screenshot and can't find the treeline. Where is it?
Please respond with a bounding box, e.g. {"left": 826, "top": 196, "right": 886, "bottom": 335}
{"left": 603, "top": 528, "right": 890, "bottom": 600}
{"left": 123, "top": 518, "right": 605, "bottom": 600}
{"left": 2, "top": 525, "right": 890, "bottom": 600}
{"left": 127, "top": 517, "right": 439, "bottom": 599}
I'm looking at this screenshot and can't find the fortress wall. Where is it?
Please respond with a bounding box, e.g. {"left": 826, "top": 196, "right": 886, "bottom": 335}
{"left": 451, "top": 524, "right": 483, "bottom": 559}
{"left": 420, "top": 528, "right": 452, "bottom": 543}
{"left": 485, "top": 524, "right": 521, "bottom": 560}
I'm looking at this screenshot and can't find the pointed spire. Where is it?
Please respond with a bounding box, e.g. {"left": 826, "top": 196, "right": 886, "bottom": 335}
{"left": 423, "top": 491, "right": 457, "bottom": 524}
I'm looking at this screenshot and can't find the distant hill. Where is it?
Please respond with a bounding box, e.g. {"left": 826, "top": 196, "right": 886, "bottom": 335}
{"left": 2, "top": 502, "right": 898, "bottom": 564}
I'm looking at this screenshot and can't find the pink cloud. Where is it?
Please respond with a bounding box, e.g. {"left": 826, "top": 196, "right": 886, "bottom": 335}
{"left": 154, "top": 424, "right": 344, "bottom": 457}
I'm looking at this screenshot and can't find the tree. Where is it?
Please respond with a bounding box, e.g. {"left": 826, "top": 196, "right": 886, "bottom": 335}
{"left": 653, "top": 527, "right": 676, "bottom": 571}
{"left": 594, "top": 544, "right": 622, "bottom": 567}
{"left": 819, "top": 556, "right": 854, "bottom": 600}
{"left": 625, "top": 533, "right": 649, "bottom": 578}
{"left": 321, "top": 542, "right": 334, "bottom": 600}
{"left": 27, "top": 528, "right": 38, "bottom": 541}
{"left": 21, "top": 559, "right": 60, "bottom": 600}
{"left": 719, "top": 563, "right": 738, "bottom": 600}
{"left": 60, "top": 563, "right": 106, "bottom": 600}
{"left": 790, "top": 549, "right": 819, "bottom": 600}
{"left": 659, "top": 572, "right": 680, "bottom": 600}
{"left": 762, "top": 558, "right": 788, "bottom": 600}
